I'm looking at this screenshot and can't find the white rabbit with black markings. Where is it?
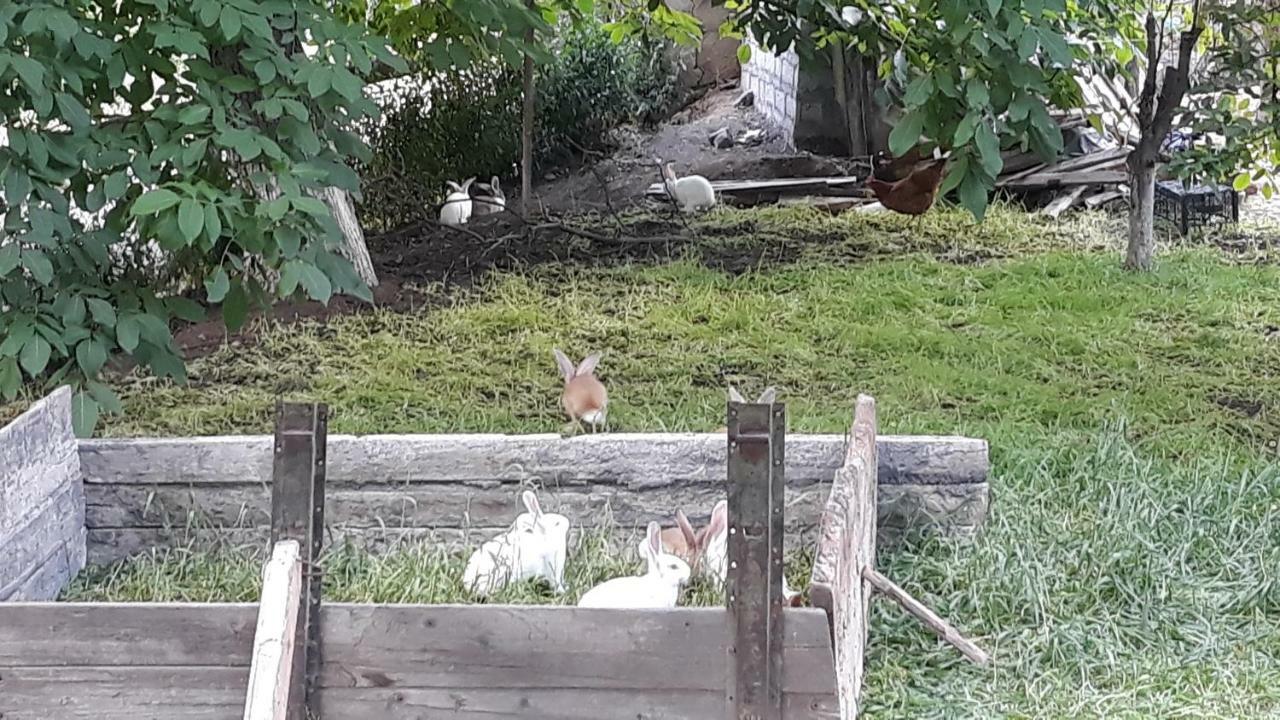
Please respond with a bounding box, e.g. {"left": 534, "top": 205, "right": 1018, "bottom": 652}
{"left": 660, "top": 161, "right": 716, "bottom": 214}
{"left": 578, "top": 522, "right": 691, "bottom": 608}
{"left": 439, "top": 177, "right": 475, "bottom": 226}
{"left": 463, "top": 489, "right": 570, "bottom": 597}
{"left": 472, "top": 176, "right": 506, "bottom": 216}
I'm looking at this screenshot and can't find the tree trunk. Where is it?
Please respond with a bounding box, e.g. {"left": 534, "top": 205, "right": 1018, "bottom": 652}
{"left": 1125, "top": 158, "right": 1157, "bottom": 271}
{"left": 520, "top": 0, "right": 536, "bottom": 215}
{"left": 322, "top": 187, "right": 378, "bottom": 288}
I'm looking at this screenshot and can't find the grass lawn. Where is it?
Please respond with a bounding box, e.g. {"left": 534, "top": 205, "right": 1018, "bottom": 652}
{"left": 37, "top": 205, "right": 1280, "bottom": 718}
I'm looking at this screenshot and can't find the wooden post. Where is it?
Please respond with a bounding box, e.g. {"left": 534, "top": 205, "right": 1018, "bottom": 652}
{"left": 862, "top": 567, "right": 990, "bottom": 666}
{"left": 725, "top": 397, "right": 785, "bottom": 720}
{"left": 271, "top": 402, "right": 327, "bottom": 720}
{"left": 243, "top": 539, "right": 304, "bottom": 720}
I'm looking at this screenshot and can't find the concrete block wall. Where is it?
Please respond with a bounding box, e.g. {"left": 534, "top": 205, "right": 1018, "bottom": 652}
{"left": 742, "top": 33, "right": 800, "bottom": 141}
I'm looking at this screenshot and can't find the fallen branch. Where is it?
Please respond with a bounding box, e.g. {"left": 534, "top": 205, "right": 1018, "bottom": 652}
{"left": 863, "top": 566, "right": 991, "bottom": 666}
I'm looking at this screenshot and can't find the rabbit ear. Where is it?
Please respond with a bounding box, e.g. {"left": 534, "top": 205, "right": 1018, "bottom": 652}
{"left": 446, "top": 181, "right": 462, "bottom": 192}
{"left": 756, "top": 386, "right": 777, "bottom": 404}
{"left": 491, "top": 176, "right": 501, "bottom": 190}
{"left": 462, "top": 177, "right": 476, "bottom": 191}
{"left": 576, "top": 353, "right": 601, "bottom": 377}
{"left": 727, "top": 385, "right": 745, "bottom": 403}
{"left": 706, "top": 499, "right": 728, "bottom": 539}
{"left": 675, "top": 510, "right": 698, "bottom": 549}
{"left": 552, "top": 348, "right": 575, "bottom": 381}
{"left": 521, "top": 490, "right": 542, "bottom": 518}
{"left": 646, "top": 521, "right": 662, "bottom": 556}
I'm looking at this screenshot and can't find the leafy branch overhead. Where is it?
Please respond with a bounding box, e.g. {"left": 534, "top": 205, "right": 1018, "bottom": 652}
{"left": 725, "top": 0, "right": 1129, "bottom": 220}
{"left": 0, "top": 0, "right": 405, "bottom": 435}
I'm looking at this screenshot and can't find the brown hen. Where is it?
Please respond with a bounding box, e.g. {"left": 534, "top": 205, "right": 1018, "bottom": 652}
{"left": 865, "top": 158, "right": 948, "bottom": 217}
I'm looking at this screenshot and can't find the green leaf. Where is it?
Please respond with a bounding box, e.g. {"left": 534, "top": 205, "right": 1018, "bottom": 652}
{"left": 254, "top": 59, "right": 277, "bottom": 84}
{"left": 277, "top": 226, "right": 302, "bottom": 258}
{"left": 974, "top": 122, "right": 1003, "bottom": 178}
{"left": 222, "top": 281, "right": 249, "bottom": 332}
{"left": 86, "top": 380, "right": 123, "bottom": 414}
{"left": 22, "top": 249, "right": 54, "bottom": 284}
{"left": 1038, "top": 28, "right": 1072, "bottom": 67}
{"left": 939, "top": 155, "right": 970, "bottom": 195}
{"left": 958, "top": 171, "right": 990, "bottom": 221}
{"left": 986, "top": 0, "right": 1002, "bottom": 16}
{"left": 131, "top": 188, "right": 181, "bottom": 215}
{"left": 116, "top": 315, "right": 141, "bottom": 353}
{"left": 11, "top": 56, "right": 45, "bottom": 91}
{"left": 0, "top": 243, "right": 19, "bottom": 276}
{"left": 204, "top": 204, "right": 222, "bottom": 242}
{"left": 104, "top": 171, "right": 130, "bottom": 200}
{"left": 0, "top": 357, "right": 20, "bottom": 401}
{"left": 178, "top": 199, "right": 204, "bottom": 243}
{"left": 293, "top": 197, "right": 329, "bottom": 217}
{"left": 1017, "top": 30, "right": 1038, "bottom": 60}
{"left": 965, "top": 78, "right": 990, "bottom": 109}
{"left": 279, "top": 261, "right": 303, "bottom": 297}
{"left": 87, "top": 298, "right": 117, "bottom": 327}
{"left": 71, "top": 391, "right": 100, "bottom": 438}
{"left": 135, "top": 314, "right": 172, "bottom": 346}
{"left": 888, "top": 110, "right": 926, "bottom": 159}
{"left": 76, "top": 338, "right": 107, "bottom": 375}
{"left": 1232, "top": 172, "right": 1251, "bottom": 191}
{"left": 737, "top": 44, "right": 751, "bottom": 65}
{"left": 307, "top": 67, "right": 332, "bottom": 98}
{"left": 903, "top": 75, "right": 934, "bottom": 107}
{"left": 331, "top": 68, "right": 363, "bottom": 102}
{"left": 55, "top": 93, "right": 92, "bottom": 130}
{"left": 206, "top": 267, "right": 230, "bottom": 303}
{"left": 264, "top": 197, "right": 290, "bottom": 221}
{"left": 63, "top": 297, "right": 87, "bottom": 326}
{"left": 299, "top": 264, "right": 333, "bottom": 305}
{"left": 19, "top": 335, "right": 51, "bottom": 376}
{"left": 167, "top": 297, "right": 206, "bottom": 322}
{"left": 178, "top": 105, "right": 212, "bottom": 125}
{"left": 954, "top": 113, "right": 979, "bottom": 146}
{"left": 219, "top": 7, "right": 242, "bottom": 39}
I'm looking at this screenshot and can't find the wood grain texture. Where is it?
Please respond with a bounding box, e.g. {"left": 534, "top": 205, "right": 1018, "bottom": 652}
{"left": 0, "top": 603, "right": 258, "bottom": 666}
{"left": 242, "top": 541, "right": 303, "bottom": 720}
{"left": 0, "top": 386, "right": 86, "bottom": 600}
{"left": 808, "top": 395, "right": 878, "bottom": 720}
{"left": 863, "top": 568, "right": 990, "bottom": 666}
{"left": 0, "top": 665, "right": 250, "bottom": 720}
{"left": 80, "top": 433, "right": 988, "bottom": 487}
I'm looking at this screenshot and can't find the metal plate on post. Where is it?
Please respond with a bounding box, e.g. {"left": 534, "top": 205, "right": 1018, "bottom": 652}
{"left": 271, "top": 401, "right": 327, "bottom": 720}
{"left": 726, "top": 399, "right": 785, "bottom": 720}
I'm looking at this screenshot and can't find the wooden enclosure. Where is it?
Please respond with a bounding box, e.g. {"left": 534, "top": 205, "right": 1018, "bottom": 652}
{"left": 1, "top": 390, "right": 989, "bottom": 719}
{"left": 78, "top": 431, "right": 989, "bottom": 564}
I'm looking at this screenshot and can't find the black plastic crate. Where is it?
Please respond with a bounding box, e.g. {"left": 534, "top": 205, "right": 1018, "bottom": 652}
{"left": 1154, "top": 180, "right": 1240, "bottom": 235}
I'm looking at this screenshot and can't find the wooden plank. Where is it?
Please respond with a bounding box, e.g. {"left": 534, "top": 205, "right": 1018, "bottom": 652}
{"left": 645, "top": 176, "right": 862, "bottom": 198}
{"left": 1084, "top": 189, "right": 1126, "bottom": 208}
{"left": 809, "top": 395, "right": 878, "bottom": 720}
{"left": 80, "top": 433, "right": 989, "bottom": 488}
{"left": 726, "top": 399, "right": 786, "bottom": 720}
{"left": 1000, "top": 169, "right": 1127, "bottom": 191}
{"left": 270, "top": 402, "right": 327, "bottom": 720}
{"left": 318, "top": 605, "right": 836, "bottom": 696}
{"left": 0, "top": 665, "right": 250, "bottom": 720}
{"left": 1040, "top": 186, "right": 1088, "bottom": 218}
{"left": 0, "top": 603, "right": 258, "bottom": 666}
{"left": 243, "top": 541, "right": 303, "bottom": 720}
{"left": 0, "top": 386, "right": 86, "bottom": 600}
{"left": 863, "top": 568, "right": 990, "bottom": 666}
{"left": 320, "top": 688, "right": 839, "bottom": 720}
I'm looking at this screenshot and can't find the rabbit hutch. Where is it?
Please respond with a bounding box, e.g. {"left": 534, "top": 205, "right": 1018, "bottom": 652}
{"left": 0, "top": 387, "right": 991, "bottom": 719}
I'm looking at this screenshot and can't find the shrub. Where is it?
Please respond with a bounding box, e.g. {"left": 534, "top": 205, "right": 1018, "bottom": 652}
{"left": 358, "top": 20, "right": 681, "bottom": 232}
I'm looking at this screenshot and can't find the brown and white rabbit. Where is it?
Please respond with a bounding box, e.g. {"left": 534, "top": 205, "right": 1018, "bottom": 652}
{"left": 701, "top": 498, "right": 804, "bottom": 606}
{"left": 553, "top": 348, "right": 607, "bottom": 432}
{"left": 659, "top": 503, "right": 727, "bottom": 575}
{"left": 472, "top": 176, "right": 506, "bottom": 216}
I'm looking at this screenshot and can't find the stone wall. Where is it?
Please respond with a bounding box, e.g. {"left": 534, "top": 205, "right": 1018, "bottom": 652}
{"left": 742, "top": 33, "right": 800, "bottom": 140}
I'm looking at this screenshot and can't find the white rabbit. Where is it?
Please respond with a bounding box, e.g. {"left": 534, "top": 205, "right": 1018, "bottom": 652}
{"left": 438, "top": 178, "right": 475, "bottom": 226}
{"left": 578, "top": 522, "right": 691, "bottom": 609}
{"left": 661, "top": 162, "right": 716, "bottom": 214}
{"left": 701, "top": 498, "right": 803, "bottom": 605}
{"left": 463, "top": 490, "right": 570, "bottom": 597}
{"left": 472, "top": 176, "right": 506, "bottom": 216}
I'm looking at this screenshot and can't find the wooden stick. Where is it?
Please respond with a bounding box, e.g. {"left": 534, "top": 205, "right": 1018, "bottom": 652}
{"left": 243, "top": 540, "right": 303, "bottom": 720}
{"left": 862, "top": 566, "right": 991, "bottom": 667}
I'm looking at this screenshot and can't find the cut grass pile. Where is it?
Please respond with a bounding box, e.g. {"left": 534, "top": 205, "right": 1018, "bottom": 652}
{"left": 20, "top": 205, "right": 1280, "bottom": 717}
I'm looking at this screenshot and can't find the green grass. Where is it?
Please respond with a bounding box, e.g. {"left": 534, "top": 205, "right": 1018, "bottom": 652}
{"left": 28, "top": 205, "right": 1280, "bottom": 717}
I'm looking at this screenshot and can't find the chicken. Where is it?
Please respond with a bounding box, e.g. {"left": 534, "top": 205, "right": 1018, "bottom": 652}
{"left": 865, "top": 158, "right": 947, "bottom": 219}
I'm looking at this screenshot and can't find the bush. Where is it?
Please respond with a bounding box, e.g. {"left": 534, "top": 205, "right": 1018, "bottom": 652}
{"left": 358, "top": 20, "right": 681, "bottom": 232}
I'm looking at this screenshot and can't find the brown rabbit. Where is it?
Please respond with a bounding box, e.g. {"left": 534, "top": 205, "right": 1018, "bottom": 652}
{"left": 660, "top": 502, "right": 727, "bottom": 576}
{"left": 553, "top": 348, "right": 608, "bottom": 432}
{"left": 715, "top": 385, "right": 778, "bottom": 432}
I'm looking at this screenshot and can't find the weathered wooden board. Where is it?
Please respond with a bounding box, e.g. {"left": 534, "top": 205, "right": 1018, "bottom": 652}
{"left": 320, "top": 688, "right": 839, "bottom": 720}
{"left": 0, "top": 603, "right": 258, "bottom": 666}
{"left": 0, "top": 665, "right": 250, "bottom": 720}
{"left": 80, "top": 433, "right": 988, "bottom": 488}
{"left": 242, "top": 541, "right": 303, "bottom": 720}
{"left": 809, "top": 396, "right": 878, "bottom": 720}
{"left": 0, "top": 386, "right": 86, "bottom": 600}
